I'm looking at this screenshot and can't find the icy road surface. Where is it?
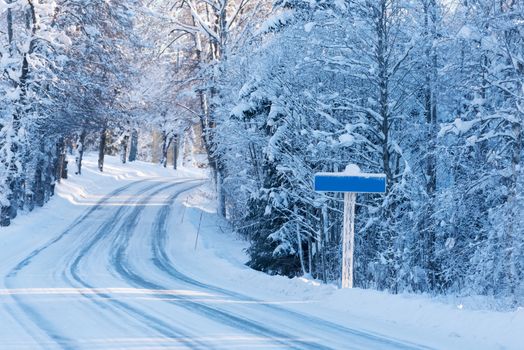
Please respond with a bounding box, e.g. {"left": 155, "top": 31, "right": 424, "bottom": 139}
{"left": 0, "top": 156, "right": 521, "bottom": 349}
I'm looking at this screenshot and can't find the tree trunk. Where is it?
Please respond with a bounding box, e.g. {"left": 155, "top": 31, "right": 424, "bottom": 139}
{"left": 422, "top": 0, "right": 439, "bottom": 289}
{"left": 55, "top": 138, "right": 65, "bottom": 183}
{"left": 160, "top": 130, "right": 172, "bottom": 168}
{"left": 377, "top": 1, "right": 392, "bottom": 185}
{"left": 216, "top": 169, "right": 226, "bottom": 217}
{"left": 7, "top": 4, "right": 13, "bottom": 45}
{"left": 128, "top": 129, "right": 138, "bottom": 162}
{"left": 504, "top": 121, "right": 521, "bottom": 299}
{"left": 120, "top": 133, "right": 129, "bottom": 164}
{"left": 308, "top": 235, "right": 313, "bottom": 276}
{"left": 98, "top": 128, "right": 107, "bottom": 172}
{"left": 424, "top": 0, "right": 438, "bottom": 196}
{"left": 295, "top": 205, "right": 307, "bottom": 276}
{"left": 0, "top": 208, "right": 10, "bottom": 226}
{"left": 34, "top": 157, "right": 44, "bottom": 207}
{"left": 0, "top": 2, "right": 36, "bottom": 227}
{"left": 26, "top": 169, "right": 36, "bottom": 212}
{"left": 173, "top": 134, "right": 178, "bottom": 170}
{"left": 75, "top": 130, "right": 86, "bottom": 175}
{"left": 45, "top": 144, "right": 55, "bottom": 201}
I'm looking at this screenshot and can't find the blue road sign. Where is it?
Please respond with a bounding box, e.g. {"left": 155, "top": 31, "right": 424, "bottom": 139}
{"left": 314, "top": 166, "right": 386, "bottom": 288}
{"left": 314, "top": 173, "right": 386, "bottom": 193}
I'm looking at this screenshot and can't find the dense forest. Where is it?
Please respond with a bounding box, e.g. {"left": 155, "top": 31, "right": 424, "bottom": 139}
{"left": 1, "top": 0, "right": 522, "bottom": 306}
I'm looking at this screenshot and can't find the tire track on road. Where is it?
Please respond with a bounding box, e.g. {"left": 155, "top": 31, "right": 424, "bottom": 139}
{"left": 149, "top": 186, "right": 431, "bottom": 350}
{"left": 114, "top": 184, "right": 334, "bottom": 350}
{"left": 3, "top": 180, "right": 152, "bottom": 349}
{"left": 7, "top": 180, "right": 147, "bottom": 278}
{"left": 65, "top": 179, "right": 210, "bottom": 350}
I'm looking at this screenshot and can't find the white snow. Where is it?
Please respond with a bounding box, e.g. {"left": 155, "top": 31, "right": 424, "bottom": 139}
{"left": 304, "top": 22, "right": 316, "bottom": 33}
{"left": 338, "top": 133, "right": 355, "bottom": 146}
{"left": 344, "top": 163, "right": 361, "bottom": 174}
{"left": 257, "top": 11, "right": 294, "bottom": 35}
{"left": 333, "top": 0, "right": 347, "bottom": 10}
{"left": 0, "top": 154, "right": 521, "bottom": 349}
{"left": 176, "top": 190, "right": 524, "bottom": 350}
{"left": 457, "top": 25, "right": 481, "bottom": 41}
{"left": 315, "top": 164, "right": 386, "bottom": 179}
{"left": 439, "top": 118, "right": 477, "bottom": 137}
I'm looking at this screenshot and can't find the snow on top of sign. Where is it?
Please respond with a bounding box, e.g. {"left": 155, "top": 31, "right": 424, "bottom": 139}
{"left": 344, "top": 164, "right": 361, "bottom": 175}
{"left": 315, "top": 164, "right": 386, "bottom": 178}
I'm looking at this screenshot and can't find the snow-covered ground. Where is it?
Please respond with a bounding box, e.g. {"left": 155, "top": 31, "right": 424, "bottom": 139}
{"left": 0, "top": 154, "right": 522, "bottom": 349}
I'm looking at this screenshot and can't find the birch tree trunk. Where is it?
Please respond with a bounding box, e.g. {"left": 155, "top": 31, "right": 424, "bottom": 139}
{"left": 120, "top": 133, "right": 129, "bottom": 164}
{"left": 75, "top": 131, "right": 86, "bottom": 175}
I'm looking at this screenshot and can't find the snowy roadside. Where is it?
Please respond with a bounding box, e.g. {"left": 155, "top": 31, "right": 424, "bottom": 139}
{"left": 175, "top": 187, "right": 524, "bottom": 350}
{"left": 0, "top": 154, "right": 521, "bottom": 349}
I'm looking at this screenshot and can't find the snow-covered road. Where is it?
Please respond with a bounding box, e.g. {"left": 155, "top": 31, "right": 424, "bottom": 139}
{"left": 0, "top": 176, "right": 426, "bottom": 350}
{"left": 0, "top": 156, "right": 521, "bottom": 350}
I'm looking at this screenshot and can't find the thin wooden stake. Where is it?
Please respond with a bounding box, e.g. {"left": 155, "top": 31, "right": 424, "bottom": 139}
{"left": 194, "top": 211, "right": 203, "bottom": 250}
{"left": 180, "top": 198, "right": 187, "bottom": 223}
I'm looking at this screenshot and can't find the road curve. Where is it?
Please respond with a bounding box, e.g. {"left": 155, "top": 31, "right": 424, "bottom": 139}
{"left": 1, "top": 178, "right": 430, "bottom": 350}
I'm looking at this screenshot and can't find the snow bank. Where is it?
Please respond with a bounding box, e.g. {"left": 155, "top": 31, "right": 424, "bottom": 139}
{"left": 175, "top": 180, "right": 524, "bottom": 350}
